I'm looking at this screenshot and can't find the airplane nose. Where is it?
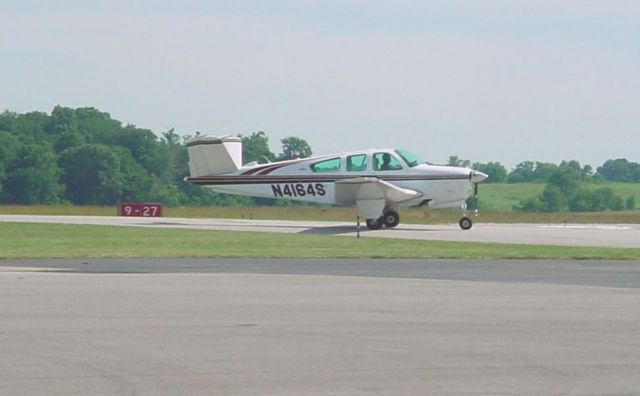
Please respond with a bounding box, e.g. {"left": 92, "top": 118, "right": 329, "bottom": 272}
{"left": 470, "top": 171, "right": 488, "bottom": 183}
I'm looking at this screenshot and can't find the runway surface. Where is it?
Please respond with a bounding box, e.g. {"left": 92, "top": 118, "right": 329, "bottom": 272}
{"left": 4, "top": 258, "right": 640, "bottom": 288}
{"left": 1, "top": 214, "right": 639, "bottom": 248}
{"left": 2, "top": 258, "right": 640, "bottom": 395}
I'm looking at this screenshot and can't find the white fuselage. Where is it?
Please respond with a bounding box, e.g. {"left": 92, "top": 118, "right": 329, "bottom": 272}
{"left": 187, "top": 148, "right": 481, "bottom": 209}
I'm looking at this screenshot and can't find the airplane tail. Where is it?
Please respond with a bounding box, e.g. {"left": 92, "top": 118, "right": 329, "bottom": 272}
{"left": 187, "top": 136, "right": 242, "bottom": 176}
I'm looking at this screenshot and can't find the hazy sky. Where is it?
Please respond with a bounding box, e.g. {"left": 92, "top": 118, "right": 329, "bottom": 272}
{"left": 1, "top": 0, "right": 639, "bottom": 168}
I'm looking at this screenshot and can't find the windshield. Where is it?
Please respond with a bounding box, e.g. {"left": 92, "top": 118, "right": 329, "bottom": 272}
{"left": 395, "top": 149, "right": 424, "bottom": 168}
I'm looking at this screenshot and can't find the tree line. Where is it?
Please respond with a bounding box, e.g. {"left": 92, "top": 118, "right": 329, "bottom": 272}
{"left": 0, "top": 107, "right": 637, "bottom": 212}
{"left": 0, "top": 107, "right": 310, "bottom": 207}
{"left": 449, "top": 156, "right": 638, "bottom": 212}
{"left": 448, "top": 156, "right": 640, "bottom": 184}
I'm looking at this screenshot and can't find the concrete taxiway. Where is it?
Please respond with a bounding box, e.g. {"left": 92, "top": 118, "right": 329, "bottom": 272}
{"left": 1, "top": 259, "right": 640, "bottom": 395}
{"left": 1, "top": 214, "right": 639, "bottom": 247}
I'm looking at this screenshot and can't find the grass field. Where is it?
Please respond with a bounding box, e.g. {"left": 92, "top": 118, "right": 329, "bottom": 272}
{"left": 0, "top": 223, "right": 639, "bottom": 260}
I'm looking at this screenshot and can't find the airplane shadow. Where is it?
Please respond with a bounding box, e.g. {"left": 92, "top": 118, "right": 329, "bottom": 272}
{"left": 147, "top": 221, "right": 452, "bottom": 236}
{"left": 299, "top": 225, "right": 451, "bottom": 236}
{"left": 299, "top": 225, "right": 358, "bottom": 235}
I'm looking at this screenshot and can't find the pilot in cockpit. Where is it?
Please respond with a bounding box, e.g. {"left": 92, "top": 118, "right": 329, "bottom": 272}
{"left": 379, "top": 153, "right": 393, "bottom": 171}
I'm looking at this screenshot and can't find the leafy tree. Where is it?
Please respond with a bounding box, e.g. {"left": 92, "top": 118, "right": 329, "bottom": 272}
{"left": 0, "top": 111, "right": 18, "bottom": 133}
{"left": 471, "top": 162, "right": 507, "bottom": 183}
{"left": 58, "top": 144, "right": 124, "bottom": 205}
{"left": 12, "top": 111, "right": 50, "bottom": 140}
{"left": 539, "top": 185, "right": 567, "bottom": 212}
{"left": 507, "top": 161, "right": 536, "bottom": 183}
{"left": 240, "top": 131, "right": 276, "bottom": 164}
{"left": 517, "top": 165, "right": 629, "bottom": 212}
{"left": 513, "top": 196, "right": 542, "bottom": 212}
{"left": 278, "top": 136, "right": 312, "bottom": 161}
{"left": 0, "top": 131, "right": 19, "bottom": 194}
{"left": 75, "top": 107, "right": 123, "bottom": 145}
{"left": 45, "top": 106, "right": 85, "bottom": 151}
{"left": 534, "top": 162, "right": 558, "bottom": 182}
{"left": 559, "top": 160, "right": 582, "bottom": 179}
{"left": 47, "top": 105, "right": 79, "bottom": 135}
{"left": 567, "top": 189, "right": 591, "bottom": 212}
{"left": 596, "top": 158, "right": 640, "bottom": 182}
{"left": 626, "top": 196, "right": 636, "bottom": 210}
{"left": 59, "top": 144, "right": 163, "bottom": 205}
{"left": 0, "top": 107, "right": 263, "bottom": 207}
{"left": 4, "top": 143, "right": 64, "bottom": 204}
{"left": 588, "top": 187, "right": 622, "bottom": 211}
{"left": 54, "top": 130, "right": 85, "bottom": 152}
{"left": 520, "top": 167, "right": 588, "bottom": 212}
{"left": 112, "top": 146, "right": 158, "bottom": 202}
{"left": 510, "top": 160, "right": 595, "bottom": 184}
{"left": 448, "top": 155, "right": 471, "bottom": 167}
{"left": 117, "top": 125, "right": 171, "bottom": 179}
{"left": 161, "top": 128, "right": 186, "bottom": 184}
{"left": 609, "top": 195, "right": 625, "bottom": 211}
{"left": 558, "top": 160, "right": 594, "bottom": 181}
{"left": 634, "top": 164, "right": 640, "bottom": 182}
{"left": 548, "top": 166, "right": 579, "bottom": 195}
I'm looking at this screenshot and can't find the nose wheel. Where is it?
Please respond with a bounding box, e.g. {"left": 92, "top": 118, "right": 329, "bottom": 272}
{"left": 459, "top": 216, "right": 473, "bottom": 230}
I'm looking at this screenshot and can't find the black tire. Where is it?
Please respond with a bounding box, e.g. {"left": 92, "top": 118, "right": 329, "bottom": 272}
{"left": 459, "top": 216, "right": 473, "bottom": 230}
{"left": 382, "top": 210, "right": 400, "bottom": 228}
{"left": 366, "top": 218, "right": 383, "bottom": 230}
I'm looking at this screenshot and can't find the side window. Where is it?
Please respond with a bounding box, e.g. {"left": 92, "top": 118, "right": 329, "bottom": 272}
{"left": 311, "top": 157, "right": 341, "bottom": 172}
{"left": 373, "top": 152, "right": 403, "bottom": 171}
{"left": 347, "top": 154, "right": 367, "bottom": 172}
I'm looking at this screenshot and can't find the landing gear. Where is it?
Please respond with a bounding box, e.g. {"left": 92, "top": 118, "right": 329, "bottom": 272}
{"left": 366, "top": 209, "right": 400, "bottom": 230}
{"left": 382, "top": 210, "right": 400, "bottom": 228}
{"left": 459, "top": 216, "right": 473, "bottom": 230}
{"left": 366, "top": 218, "right": 383, "bottom": 230}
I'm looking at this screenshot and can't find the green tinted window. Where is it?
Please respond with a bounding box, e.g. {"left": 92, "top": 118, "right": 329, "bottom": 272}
{"left": 373, "top": 153, "right": 403, "bottom": 171}
{"left": 347, "top": 154, "right": 367, "bottom": 171}
{"left": 311, "top": 157, "right": 341, "bottom": 172}
{"left": 395, "top": 149, "right": 424, "bottom": 168}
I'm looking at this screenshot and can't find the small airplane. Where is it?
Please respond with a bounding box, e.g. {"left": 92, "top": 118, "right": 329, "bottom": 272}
{"left": 186, "top": 136, "right": 488, "bottom": 230}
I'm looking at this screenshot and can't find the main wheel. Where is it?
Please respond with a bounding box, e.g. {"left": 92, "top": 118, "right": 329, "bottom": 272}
{"left": 459, "top": 216, "right": 473, "bottom": 230}
{"left": 382, "top": 210, "right": 400, "bottom": 228}
{"left": 366, "top": 218, "right": 383, "bottom": 230}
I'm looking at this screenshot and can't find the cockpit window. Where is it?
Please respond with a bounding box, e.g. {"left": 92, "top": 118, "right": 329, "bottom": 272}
{"left": 311, "top": 157, "right": 341, "bottom": 172}
{"left": 347, "top": 154, "right": 367, "bottom": 171}
{"left": 373, "top": 152, "right": 403, "bottom": 171}
{"left": 395, "top": 149, "right": 424, "bottom": 168}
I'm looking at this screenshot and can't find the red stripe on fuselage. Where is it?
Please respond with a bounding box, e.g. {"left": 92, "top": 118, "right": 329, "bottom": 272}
{"left": 241, "top": 158, "right": 309, "bottom": 175}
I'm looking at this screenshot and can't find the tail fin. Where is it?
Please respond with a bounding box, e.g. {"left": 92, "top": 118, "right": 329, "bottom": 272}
{"left": 187, "top": 136, "right": 242, "bottom": 176}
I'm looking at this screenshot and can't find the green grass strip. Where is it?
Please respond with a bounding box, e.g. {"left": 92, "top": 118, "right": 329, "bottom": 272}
{"left": 1, "top": 223, "right": 639, "bottom": 260}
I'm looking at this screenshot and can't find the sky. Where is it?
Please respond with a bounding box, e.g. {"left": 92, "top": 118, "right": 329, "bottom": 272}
{"left": 1, "top": 0, "right": 639, "bottom": 168}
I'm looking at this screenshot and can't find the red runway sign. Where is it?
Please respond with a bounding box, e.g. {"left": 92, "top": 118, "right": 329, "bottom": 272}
{"left": 118, "top": 203, "right": 163, "bottom": 217}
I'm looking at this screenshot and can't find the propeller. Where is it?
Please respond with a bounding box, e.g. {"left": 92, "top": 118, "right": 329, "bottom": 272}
{"left": 469, "top": 170, "right": 487, "bottom": 216}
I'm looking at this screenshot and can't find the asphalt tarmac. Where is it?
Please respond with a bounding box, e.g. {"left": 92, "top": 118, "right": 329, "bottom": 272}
{"left": 3, "top": 258, "right": 640, "bottom": 288}
{"left": 1, "top": 214, "right": 639, "bottom": 247}
{"left": 1, "top": 259, "right": 640, "bottom": 395}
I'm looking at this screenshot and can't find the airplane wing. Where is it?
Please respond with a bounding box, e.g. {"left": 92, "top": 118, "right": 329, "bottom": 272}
{"left": 335, "top": 177, "right": 423, "bottom": 219}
